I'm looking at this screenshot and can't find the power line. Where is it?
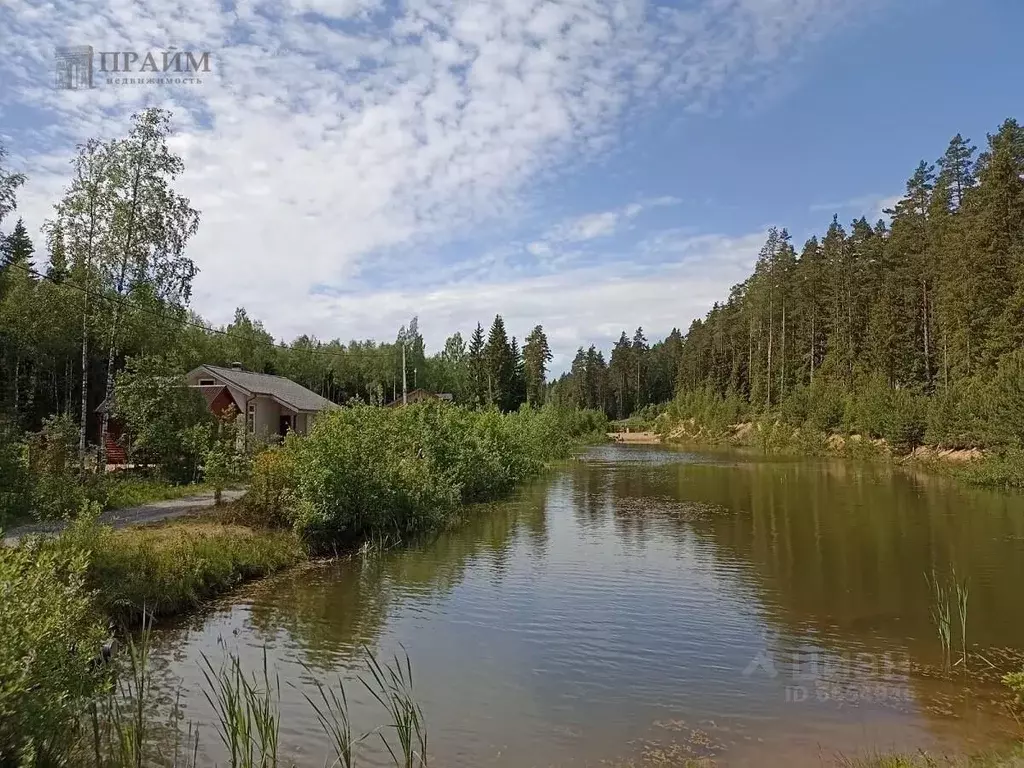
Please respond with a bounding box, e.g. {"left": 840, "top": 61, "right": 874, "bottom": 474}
{"left": 0, "top": 255, "right": 404, "bottom": 361}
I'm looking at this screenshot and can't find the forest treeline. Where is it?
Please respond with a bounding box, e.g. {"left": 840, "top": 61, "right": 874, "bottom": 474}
{"left": 2, "top": 113, "right": 1024, "bottom": 458}
{"left": 661, "top": 117, "right": 1024, "bottom": 452}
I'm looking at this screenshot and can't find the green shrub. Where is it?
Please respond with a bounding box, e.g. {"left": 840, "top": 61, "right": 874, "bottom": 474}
{"left": 666, "top": 386, "right": 746, "bottom": 436}
{"left": 248, "top": 402, "right": 590, "bottom": 548}
{"left": 984, "top": 350, "right": 1024, "bottom": 447}
{"left": 754, "top": 419, "right": 792, "bottom": 454}
{"left": 0, "top": 420, "right": 31, "bottom": 529}
{"left": 957, "top": 448, "right": 1024, "bottom": 488}
{"left": 0, "top": 538, "right": 107, "bottom": 764}
{"left": 26, "top": 414, "right": 85, "bottom": 521}
{"left": 806, "top": 379, "right": 846, "bottom": 433}
{"left": 241, "top": 445, "right": 298, "bottom": 528}
{"left": 925, "top": 381, "right": 987, "bottom": 449}
{"left": 779, "top": 385, "right": 810, "bottom": 426}
{"left": 881, "top": 388, "right": 927, "bottom": 452}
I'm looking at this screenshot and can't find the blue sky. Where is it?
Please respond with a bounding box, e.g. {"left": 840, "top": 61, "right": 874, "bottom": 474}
{"left": 0, "top": 0, "right": 1019, "bottom": 372}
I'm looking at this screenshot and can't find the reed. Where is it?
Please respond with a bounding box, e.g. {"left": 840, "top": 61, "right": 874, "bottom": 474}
{"left": 72, "top": 614, "right": 430, "bottom": 768}
{"left": 362, "top": 649, "right": 428, "bottom": 768}
{"left": 300, "top": 668, "right": 359, "bottom": 768}
{"left": 952, "top": 566, "right": 970, "bottom": 670}
{"left": 925, "top": 565, "right": 971, "bottom": 674}
{"left": 925, "top": 569, "right": 952, "bottom": 671}
{"left": 200, "top": 648, "right": 281, "bottom": 768}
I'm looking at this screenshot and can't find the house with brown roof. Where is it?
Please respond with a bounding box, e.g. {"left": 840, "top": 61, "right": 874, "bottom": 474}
{"left": 187, "top": 363, "right": 338, "bottom": 438}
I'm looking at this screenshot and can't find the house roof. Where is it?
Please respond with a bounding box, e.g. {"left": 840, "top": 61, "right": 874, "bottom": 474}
{"left": 385, "top": 389, "right": 455, "bottom": 407}
{"left": 192, "top": 365, "right": 338, "bottom": 413}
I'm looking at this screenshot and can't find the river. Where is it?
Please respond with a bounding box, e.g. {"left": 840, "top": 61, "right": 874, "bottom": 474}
{"left": 147, "top": 444, "right": 1024, "bottom": 766}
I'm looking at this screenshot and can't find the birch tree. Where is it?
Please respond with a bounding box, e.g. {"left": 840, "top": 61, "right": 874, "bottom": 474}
{"left": 95, "top": 109, "right": 200, "bottom": 465}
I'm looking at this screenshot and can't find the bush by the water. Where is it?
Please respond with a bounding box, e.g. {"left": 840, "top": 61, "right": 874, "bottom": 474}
{"left": 0, "top": 540, "right": 107, "bottom": 764}
{"left": 246, "top": 402, "right": 605, "bottom": 546}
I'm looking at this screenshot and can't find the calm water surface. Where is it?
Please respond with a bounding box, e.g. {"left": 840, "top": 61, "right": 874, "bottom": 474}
{"left": 149, "top": 445, "right": 1024, "bottom": 766}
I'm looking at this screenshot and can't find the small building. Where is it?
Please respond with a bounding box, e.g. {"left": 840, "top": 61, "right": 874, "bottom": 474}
{"left": 386, "top": 389, "right": 454, "bottom": 407}
{"left": 186, "top": 363, "right": 338, "bottom": 438}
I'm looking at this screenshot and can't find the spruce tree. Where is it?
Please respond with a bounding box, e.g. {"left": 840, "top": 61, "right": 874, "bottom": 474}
{"left": 468, "top": 323, "right": 486, "bottom": 406}
{"left": 522, "top": 325, "right": 552, "bottom": 406}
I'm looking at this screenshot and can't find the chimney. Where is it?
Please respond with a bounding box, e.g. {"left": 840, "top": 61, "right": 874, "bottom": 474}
{"left": 231, "top": 362, "right": 244, "bottom": 371}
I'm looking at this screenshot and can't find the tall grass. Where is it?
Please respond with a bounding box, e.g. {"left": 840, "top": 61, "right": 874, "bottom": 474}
{"left": 54, "top": 513, "right": 305, "bottom": 625}
{"left": 200, "top": 650, "right": 280, "bottom": 768}
{"left": 81, "top": 627, "right": 430, "bottom": 768}
{"left": 925, "top": 566, "right": 971, "bottom": 673}
{"left": 362, "top": 650, "right": 427, "bottom": 768}
{"left": 926, "top": 569, "right": 953, "bottom": 671}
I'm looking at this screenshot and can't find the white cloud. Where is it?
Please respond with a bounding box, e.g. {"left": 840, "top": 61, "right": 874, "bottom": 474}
{"left": 527, "top": 195, "right": 682, "bottom": 258}
{"left": 810, "top": 192, "right": 902, "bottom": 221}
{"left": 0, "top": 0, "right": 883, "bottom": 360}
{"left": 299, "top": 230, "right": 766, "bottom": 372}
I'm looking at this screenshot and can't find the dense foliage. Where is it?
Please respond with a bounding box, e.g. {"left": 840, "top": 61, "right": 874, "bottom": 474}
{"left": 247, "top": 402, "right": 607, "bottom": 547}
{"left": 0, "top": 540, "right": 106, "bottom": 765}
{"left": 651, "top": 119, "right": 1024, "bottom": 452}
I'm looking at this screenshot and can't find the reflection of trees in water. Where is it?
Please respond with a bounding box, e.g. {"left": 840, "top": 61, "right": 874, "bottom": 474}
{"left": 577, "top": 449, "right": 1024, "bottom": 744}
{"left": 240, "top": 482, "right": 553, "bottom": 671}
{"left": 674, "top": 459, "right": 1024, "bottom": 651}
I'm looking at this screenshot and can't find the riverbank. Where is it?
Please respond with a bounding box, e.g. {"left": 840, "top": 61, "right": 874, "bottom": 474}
{"left": 659, "top": 417, "right": 1024, "bottom": 489}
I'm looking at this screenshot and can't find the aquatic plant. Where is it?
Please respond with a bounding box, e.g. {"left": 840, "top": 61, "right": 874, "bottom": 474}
{"left": 925, "top": 565, "right": 971, "bottom": 674}
{"left": 925, "top": 569, "right": 953, "bottom": 671}
{"left": 363, "top": 649, "right": 428, "bottom": 768}
{"left": 200, "top": 649, "right": 280, "bottom": 768}
{"left": 952, "top": 566, "right": 970, "bottom": 670}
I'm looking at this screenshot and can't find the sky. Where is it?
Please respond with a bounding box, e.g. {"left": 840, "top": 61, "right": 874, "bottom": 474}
{"left": 0, "top": 0, "right": 1020, "bottom": 374}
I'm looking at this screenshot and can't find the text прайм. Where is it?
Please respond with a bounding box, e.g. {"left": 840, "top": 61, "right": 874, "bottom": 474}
{"left": 54, "top": 46, "right": 212, "bottom": 90}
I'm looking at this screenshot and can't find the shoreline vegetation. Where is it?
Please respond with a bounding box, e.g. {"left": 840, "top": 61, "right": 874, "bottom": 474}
{"left": 613, "top": 387, "right": 1024, "bottom": 490}
{"left": 2, "top": 108, "right": 1024, "bottom": 766}
{"left": 0, "top": 401, "right": 607, "bottom": 766}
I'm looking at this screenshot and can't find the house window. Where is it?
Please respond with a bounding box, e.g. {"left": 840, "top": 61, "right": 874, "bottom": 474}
{"left": 199, "top": 378, "right": 216, "bottom": 386}
{"left": 247, "top": 403, "right": 256, "bottom": 434}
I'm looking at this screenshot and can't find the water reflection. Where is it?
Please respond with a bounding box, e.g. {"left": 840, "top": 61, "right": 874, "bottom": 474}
{"left": 148, "top": 445, "right": 1024, "bottom": 767}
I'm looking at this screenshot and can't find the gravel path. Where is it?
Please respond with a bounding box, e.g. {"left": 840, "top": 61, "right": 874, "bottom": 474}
{"left": 2, "top": 489, "right": 247, "bottom": 546}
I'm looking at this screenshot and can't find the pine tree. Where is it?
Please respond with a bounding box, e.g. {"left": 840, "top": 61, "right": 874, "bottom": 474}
{"left": 2, "top": 219, "right": 34, "bottom": 271}
{"left": 631, "top": 327, "right": 648, "bottom": 411}
{"left": 468, "top": 323, "right": 486, "bottom": 406}
{"left": 509, "top": 336, "right": 526, "bottom": 409}
{"left": 484, "top": 315, "right": 513, "bottom": 410}
{"left": 522, "top": 325, "right": 552, "bottom": 406}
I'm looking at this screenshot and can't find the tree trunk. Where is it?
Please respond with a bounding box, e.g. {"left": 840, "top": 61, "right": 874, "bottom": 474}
{"left": 13, "top": 357, "right": 19, "bottom": 424}
{"left": 922, "top": 278, "right": 930, "bottom": 387}
{"left": 99, "top": 139, "right": 146, "bottom": 467}
{"left": 780, "top": 301, "right": 786, "bottom": 401}
{"left": 79, "top": 293, "right": 89, "bottom": 476}
{"left": 809, "top": 310, "right": 815, "bottom": 385}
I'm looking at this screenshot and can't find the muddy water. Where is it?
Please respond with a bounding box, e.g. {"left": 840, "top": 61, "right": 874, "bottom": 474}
{"left": 148, "top": 445, "right": 1024, "bottom": 766}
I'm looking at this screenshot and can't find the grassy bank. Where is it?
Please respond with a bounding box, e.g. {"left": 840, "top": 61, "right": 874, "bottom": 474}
{"left": 57, "top": 513, "right": 304, "bottom": 625}
{"left": 657, "top": 409, "right": 1024, "bottom": 490}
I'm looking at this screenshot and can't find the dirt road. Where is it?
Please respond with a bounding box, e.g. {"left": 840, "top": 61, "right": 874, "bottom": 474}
{"left": 2, "top": 489, "right": 246, "bottom": 546}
